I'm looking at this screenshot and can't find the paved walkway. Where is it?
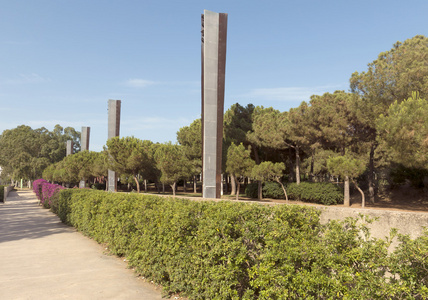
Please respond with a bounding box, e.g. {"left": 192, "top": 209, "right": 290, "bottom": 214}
{"left": 0, "top": 190, "right": 163, "bottom": 300}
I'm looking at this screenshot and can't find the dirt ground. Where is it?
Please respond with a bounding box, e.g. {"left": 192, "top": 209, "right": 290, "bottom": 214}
{"left": 130, "top": 182, "right": 428, "bottom": 213}
{"left": 262, "top": 184, "right": 428, "bottom": 213}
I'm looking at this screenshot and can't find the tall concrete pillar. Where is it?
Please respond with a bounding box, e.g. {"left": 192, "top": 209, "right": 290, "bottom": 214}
{"left": 107, "top": 100, "right": 121, "bottom": 192}
{"left": 81, "top": 126, "right": 90, "bottom": 151}
{"left": 66, "top": 140, "right": 73, "bottom": 156}
{"left": 79, "top": 126, "right": 91, "bottom": 188}
{"left": 201, "top": 10, "right": 228, "bottom": 199}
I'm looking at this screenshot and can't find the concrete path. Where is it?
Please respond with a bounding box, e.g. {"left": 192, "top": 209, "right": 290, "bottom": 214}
{"left": 0, "top": 190, "right": 163, "bottom": 300}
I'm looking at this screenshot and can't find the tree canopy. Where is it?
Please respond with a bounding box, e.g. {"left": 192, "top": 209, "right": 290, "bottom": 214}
{"left": 106, "top": 136, "right": 152, "bottom": 193}
{"left": 377, "top": 92, "right": 428, "bottom": 169}
{"left": 0, "top": 124, "right": 80, "bottom": 180}
{"left": 154, "top": 142, "right": 191, "bottom": 197}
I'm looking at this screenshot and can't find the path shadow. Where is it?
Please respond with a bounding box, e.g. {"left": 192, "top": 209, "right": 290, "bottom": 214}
{"left": 0, "top": 191, "right": 72, "bottom": 243}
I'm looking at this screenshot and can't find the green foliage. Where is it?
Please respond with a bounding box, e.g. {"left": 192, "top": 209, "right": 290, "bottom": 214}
{"left": 377, "top": 92, "right": 428, "bottom": 169}
{"left": 251, "top": 161, "right": 285, "bottom": 183}
{"left": 0, "top": 124, "right": 80, "bottom": 180}
{"left": 388, "top": 229, "right": 428, "bottom": 298}
{"left": 224, "top": 103, "right": 255, "bottom": 147}
{"left": 43, "top": 150, "right": 108, "bottom": 186}
{"left": 177, "top": 119, "right": 202, "bottom": 177}
{"left": 244, "top": 183, "right": 258, "bottom": 198}
{"left": 106, "top": 136, "right": 153, "bottom": 192}
{"left": 246, "top": 181, "right": 342, "bottom": 205}
{"left": 302, "top": 149, "right": 338, "bottom": 177}
{"left": 390, "top": 165, "right": 428, "bottom": 189}
{"left": 262, "top": 181, "right": 286, "bottom": 199}
{"left": 327, "top": 154, "right": 366, "bottom": 180}
{"left": 226, "top": 143, "right": 255, "bottom": 179}
{"left": 154, "top": 142, "right": 191, "bottom": 195}
{"left": 52, "top": 189, "right": 428, "bottom": 299}
{"left": 350, "top": 35, "right": 428, "bottom": 133}
{"left": 287, "top": 182, "right": 343, "bottom": 205}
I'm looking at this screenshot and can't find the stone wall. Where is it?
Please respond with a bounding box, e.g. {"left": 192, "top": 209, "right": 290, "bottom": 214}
{"left": 318, "top": 206, "right": 428, "bottom": 248}
{"left": 3, "top": 185, "right": 14, "bottom": 202}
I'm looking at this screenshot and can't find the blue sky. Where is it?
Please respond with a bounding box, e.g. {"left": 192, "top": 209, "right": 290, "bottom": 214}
{"left": 1, "top": 0, "right": 427, "bottom": 151}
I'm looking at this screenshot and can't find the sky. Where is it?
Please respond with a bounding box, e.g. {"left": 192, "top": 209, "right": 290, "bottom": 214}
{"left": 1, "top": 0, "right": 428, "bottom": 151}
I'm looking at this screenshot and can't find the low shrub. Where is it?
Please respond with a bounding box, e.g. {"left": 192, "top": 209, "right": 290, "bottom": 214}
{"left": 287, "top": 181, "right": 343, "bottom": 205}
{"left": 33, "top": 178, "right": 47, "bottom": 200}
{"left": 262, "top": 181, "right": 285, "bottom": 199}
{"left": 244, "top": 182, "right": 258, "bottom": 198}
{"left": 390, "top": 165, "right": 428, "bottom": 188}
{"left": 32, "top": 179, "right": 64, "bottom": 209}
{"left": 246, "top": 181, "right": 342, "bottom": 205}
{"left": 91, "top": 182, "right": 106, "bottom": 190}
{"left": 51, "top": 189, "right": 428, "bottom": 299}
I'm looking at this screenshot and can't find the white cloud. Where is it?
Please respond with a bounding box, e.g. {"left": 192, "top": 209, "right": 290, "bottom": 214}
{"left": 3, "top": 73, "right": 50, "bottom": 85}
{"left": 124, "top": 78, "right": 156, "bottom": 88}
{"left": 244, "top": 85, "right": 344, "bottom": 102}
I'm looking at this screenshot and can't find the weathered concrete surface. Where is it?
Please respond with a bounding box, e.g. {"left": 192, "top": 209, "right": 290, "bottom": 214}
{"left": 318, "top": 206, "right": 428, "bottom": 246}
{"left": 81, "top": 126, "right": 90, "bottom": 151}
{"left": 201, "top": 10, "right": 227, "bottom": 199}
{"left": 0, "top": 190, "right": 162, "bottom": 300}
{"left": 66, "top": 140, "right": 73, "bottom": 156}
{"left": 108, "top": 99, "right": 121, "bottom": 192}
{"left": 3, "top": 185, "right": 14, "bottom": 203}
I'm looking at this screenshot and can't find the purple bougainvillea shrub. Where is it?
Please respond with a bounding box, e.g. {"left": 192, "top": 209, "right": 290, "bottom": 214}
{"left": 32, "top": 179, "right": 64, "bottom": 208}
{"left": 40, "top": 182, "right": 64, "bottom": 208}
{"left": 33, "top": 179, "right": 48, "bottom": 202}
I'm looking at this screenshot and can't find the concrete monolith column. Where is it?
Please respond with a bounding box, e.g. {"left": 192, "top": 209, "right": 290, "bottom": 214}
{"left": 201, "top": 10, "right": 228, "bottom": 199}
{"left": 79, "top": 126, "right": 91, "bottom": 188}
{"left": 66, "top": 140, "right": 73, "bottom": 156}
{"left": 107, "top": 100, "right": 121, "bottom": 192}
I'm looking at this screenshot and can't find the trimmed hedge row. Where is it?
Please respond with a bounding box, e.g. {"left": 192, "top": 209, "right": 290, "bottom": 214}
{"left": 288, "top": 182, "right": 343, "bottom": 205}
{"left": 49, "top": 189, "right": 427, "bottom": 299}
{"left": 245, "top": 181, "right": 343, "bottom": 205}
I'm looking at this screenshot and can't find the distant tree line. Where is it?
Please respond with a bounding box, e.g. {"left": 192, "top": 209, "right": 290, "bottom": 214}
{"left": 0, "top": 124, "right": 80, "bottom": 182}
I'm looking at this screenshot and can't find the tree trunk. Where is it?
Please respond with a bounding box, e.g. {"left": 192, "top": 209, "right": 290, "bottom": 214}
{"left": 171, "top": 182, "right": 176, "bottom": 197}
{"left": 309, "top": 149, "right": 315, "bottom": 182}
{"left": 251, "top": 143, "right": 261, "bottom": 164}
{"left": 295, "top": 145, "right": 301, "bottom": 185}
{"left": 183, "top": 180, "right": 187, "bottom": 193}
{"left": 368, "top": 143, "right": 376, "bottom": 204}
{"left": 288, "top": 148, "right": 294, "bottom": 183}
{"left": 352, "top": 179, "right": 365, "bottom": 208}
{"left": 193, "top": 175, "right": 197, "bottom": 193}
{"left": 258, "top": 181, "right": 263, "bottom": 200}
{"left": 236, "top": 182, "right": 240, "bottom": 201}
{"left": 276, "top": 179, "right": 288, "bottom": 203}
{"left": 162, "top": 183, "right": 165, "bottom": 193}
{"left": 344, "top": 176, "right": 350, "bottom": 206}
{"left": 144, "top": 179, "right": 147, "bottom": 192}
{"left": 133, "top": 175, "right": 140, "bottom": 193}
{"left": 230, "top": 174, "right": 237, "bottom": 195}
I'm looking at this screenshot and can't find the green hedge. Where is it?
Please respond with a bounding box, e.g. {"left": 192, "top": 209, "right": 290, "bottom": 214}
{"left": 244, "top": 183, "right": 258, "bottom": 198}
{"left": 51, "top": 189, "right": 428, "bottom": 299}
{"left": 245, "top": 181, "right": 343, "bottom": 205}
{"left": 287, "top": 182, "right": 343, "bottom": 205}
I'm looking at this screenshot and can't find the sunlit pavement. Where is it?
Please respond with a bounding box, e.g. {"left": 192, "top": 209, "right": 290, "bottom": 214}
{"left": 0, "top": 190, "right": 163, "bottom": 300}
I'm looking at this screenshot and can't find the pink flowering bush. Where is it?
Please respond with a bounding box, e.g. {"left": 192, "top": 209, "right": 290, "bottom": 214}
{"left": 33, "top": 179, "right": 64, "bottom": 209}
{"left": 32, "top": 178, "right": 47, "bottom": 200}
